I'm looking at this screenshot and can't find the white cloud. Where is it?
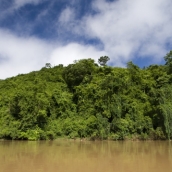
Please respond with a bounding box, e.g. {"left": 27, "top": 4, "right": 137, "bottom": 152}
{"left": 59, "top": 7, "right": 75, "bottom": 24}
{"left": 0, "top": 29, "right": 53, "bottom": 79}
{"left": 82, "top": 0, "right": 172, "bottom": 65}
{"left": 49, "top": 43, "right": 106, "bottom": 66}
{"left": 57, "top": 6, "right": 84, "bottom": 36}
{"left": 14, "top": 0, "right": 42, "bottom": 9}
{"left": 1, "top": 0, "right": 172, "bottom": 79}
{"left": 0, "top": 29, "right": 106, "bottom": 79}
{"left": 0, "top": 0, "right": 43, "bottom": 21}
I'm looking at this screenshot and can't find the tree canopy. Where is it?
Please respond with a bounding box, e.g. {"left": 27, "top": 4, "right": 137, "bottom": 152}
{"left": 0, "top": 53, "right": 171, "bottom": 140}
{"left": 98, "top": 56, "right": 110, "bottom": 66}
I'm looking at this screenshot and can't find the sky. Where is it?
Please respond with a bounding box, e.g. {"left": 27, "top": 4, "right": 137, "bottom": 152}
{"left": 0, "top": 0, "right": 172, "bottom": 79}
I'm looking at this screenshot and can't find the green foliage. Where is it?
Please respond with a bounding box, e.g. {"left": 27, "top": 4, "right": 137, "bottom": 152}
{"left": 98, "top": 56, "right": 110, "bottom": 66}
{"left": 0, "top": 51, "right": 172, "bottom": 140}
{"left": 63, "top": 58, "right": 96, "bottom": 91}
{"left": 164, "top": 50, "right": 172, "bottom": 74}
{"left": 159, "top": 85, "right": 172, "bottom": 140}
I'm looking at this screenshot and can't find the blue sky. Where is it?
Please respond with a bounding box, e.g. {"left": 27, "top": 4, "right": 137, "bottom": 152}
{"left": 0, "top": 0, "right": 172, "bottom": 79}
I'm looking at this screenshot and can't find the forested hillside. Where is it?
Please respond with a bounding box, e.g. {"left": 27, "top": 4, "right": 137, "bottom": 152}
{"left": 0, "top": 52, "right": 172, "bottom": 141}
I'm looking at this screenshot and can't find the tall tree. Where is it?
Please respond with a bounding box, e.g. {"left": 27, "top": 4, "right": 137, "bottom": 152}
{"left": 98, "top": 56, "right": 110, "bottom": 66}
{"left": 164, "top": 50, "right": 172, "bottom": 74}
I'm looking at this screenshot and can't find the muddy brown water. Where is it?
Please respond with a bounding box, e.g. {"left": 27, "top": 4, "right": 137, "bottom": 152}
{"left": 0, "top": 140, "right": 172, "bottom": 172}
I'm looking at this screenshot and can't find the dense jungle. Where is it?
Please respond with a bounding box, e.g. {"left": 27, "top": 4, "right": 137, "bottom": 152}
{"left": 0, "top": 51, "right": 172, "bottom": 141}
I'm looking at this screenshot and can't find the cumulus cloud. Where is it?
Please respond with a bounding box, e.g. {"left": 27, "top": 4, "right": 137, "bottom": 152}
{"left": 1, "top": 0, "right": 172, "bottom": 79}
{"left": 0, "top": 29, "right": 106, "bottom": 79}
{"left": 0, "top": 29, "right": 53, "bottom": 79}
{"left": 49, "top": 43, "right": 106, "bottom": 66}
{"left": 82, "top": 0, "right": 172, "bottom": 65}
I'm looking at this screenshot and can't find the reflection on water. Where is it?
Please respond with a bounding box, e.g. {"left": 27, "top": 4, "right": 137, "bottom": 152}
{"left": 0, "top": 140, "right": 172, "bottom": 172}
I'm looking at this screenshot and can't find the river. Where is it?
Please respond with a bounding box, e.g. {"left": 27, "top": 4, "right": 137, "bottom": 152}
{"left": 0, "top": 140, "right": 172, "bottom": 172}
